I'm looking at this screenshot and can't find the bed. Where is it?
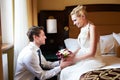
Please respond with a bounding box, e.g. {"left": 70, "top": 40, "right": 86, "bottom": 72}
{"left": 63, "top": 4, "right": 120, "bottom": 80}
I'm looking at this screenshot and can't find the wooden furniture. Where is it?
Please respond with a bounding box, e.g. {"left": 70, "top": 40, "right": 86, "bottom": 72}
{"left": 2, "top": 43, "right": 14, "bottom": 80}
{"left": 38, "top": 10, "right": 68, "bottom": 61}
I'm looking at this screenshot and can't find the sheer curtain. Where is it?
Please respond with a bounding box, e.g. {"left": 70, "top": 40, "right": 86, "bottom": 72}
{"left": 1, "top": 0, "right": 13, "bottom": 44}
{"left": 14, "top": 0, "right": 38, "bottom": 74}
{"left": 14, "top": 0, "right": 29, "bottom": 71}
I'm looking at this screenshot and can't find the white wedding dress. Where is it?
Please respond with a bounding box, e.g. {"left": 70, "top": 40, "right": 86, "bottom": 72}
{"left": 60, "top": 23, "right": 105, "bottom": 80}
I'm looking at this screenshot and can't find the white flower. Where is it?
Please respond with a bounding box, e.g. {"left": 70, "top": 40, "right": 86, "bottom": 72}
{"left": 56, "top": 49, "right": 72, "bottom": 59}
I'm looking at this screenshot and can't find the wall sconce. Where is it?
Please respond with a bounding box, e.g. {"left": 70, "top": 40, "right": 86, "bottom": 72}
{"left": 46, "top": 16, "right": 57, "bottom": 33}
{"left": 64, "top": 26, "right": 69, "bottom": 31}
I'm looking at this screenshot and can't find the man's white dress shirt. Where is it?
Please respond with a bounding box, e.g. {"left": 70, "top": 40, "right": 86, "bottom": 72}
{"left": 15, "top": 42, "right": 61, "bottom": 80}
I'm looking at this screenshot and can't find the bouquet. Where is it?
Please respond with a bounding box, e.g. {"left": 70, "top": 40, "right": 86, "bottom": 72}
{"left": 56, "top": 49, "right": 72, "bottom": 59}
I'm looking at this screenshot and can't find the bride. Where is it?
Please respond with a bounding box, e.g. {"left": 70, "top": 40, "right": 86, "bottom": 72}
{"left": 60, "top": 5, "right": 105, "bottom": 80}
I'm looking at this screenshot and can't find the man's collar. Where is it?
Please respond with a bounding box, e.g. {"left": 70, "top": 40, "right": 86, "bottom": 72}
{"left": 29, "top": 42, "right": 40, "bottom": 51}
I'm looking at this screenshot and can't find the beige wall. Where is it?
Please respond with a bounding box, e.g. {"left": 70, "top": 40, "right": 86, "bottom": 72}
{"left": 37, "top": 0, "right": 120, "bottom": 11}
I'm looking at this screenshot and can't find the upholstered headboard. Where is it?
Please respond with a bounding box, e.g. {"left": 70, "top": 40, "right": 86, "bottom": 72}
{"left": 64, "top": 4, "right": 120, "bottom": 38}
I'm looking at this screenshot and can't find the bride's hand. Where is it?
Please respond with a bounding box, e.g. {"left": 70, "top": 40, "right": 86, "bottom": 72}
{"left": 61, "top": 53, "right": 75, "bottom": 65}
{"left": 64, "top": 48, "right": 80, "bottom": 62}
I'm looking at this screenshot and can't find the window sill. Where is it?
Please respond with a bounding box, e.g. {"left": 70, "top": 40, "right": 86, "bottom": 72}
{"left": 2, "top": 43, "right": 13, "bottom": 52}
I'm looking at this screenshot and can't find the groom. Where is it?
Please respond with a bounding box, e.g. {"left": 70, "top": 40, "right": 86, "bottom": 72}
{"left": 14, "top": 26, "right": 72, "bottom": 80}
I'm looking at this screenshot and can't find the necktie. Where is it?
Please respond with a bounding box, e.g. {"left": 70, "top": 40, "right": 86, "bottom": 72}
{"left": 34, "top": 50, "right": 41, "bottom": 80}
{"left": 37, "top": 49, "right": 41, "bottom": 66}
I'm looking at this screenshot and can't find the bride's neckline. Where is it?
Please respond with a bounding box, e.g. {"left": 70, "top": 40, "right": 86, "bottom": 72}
{"left": 82, "top": 22, "right": 90, "bottom": 29}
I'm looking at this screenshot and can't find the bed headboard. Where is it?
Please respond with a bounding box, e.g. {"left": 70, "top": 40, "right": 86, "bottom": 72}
{"left": 64, "top": 4, "right": 120, "bottom": 38}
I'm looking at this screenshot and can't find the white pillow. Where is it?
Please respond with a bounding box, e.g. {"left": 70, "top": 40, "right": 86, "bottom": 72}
{"left": 64, "top": 38, "right": 80, "bottom": 52}
{"left": 113, "top": 32, "right": 120, "bottom": 45}
{"left": 100, "top": 34, "right": 118, "bottom": 54}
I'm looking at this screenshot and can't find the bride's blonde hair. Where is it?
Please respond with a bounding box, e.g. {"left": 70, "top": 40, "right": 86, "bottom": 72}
{"left": 70, "top": 5, "right": 87, "bottom": 17}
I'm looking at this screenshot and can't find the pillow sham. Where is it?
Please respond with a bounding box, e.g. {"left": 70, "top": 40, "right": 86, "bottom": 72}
{"left": 113, "top": 32, "right": 120, "bottom": 45}
{"left": 100, "top": 34, "right": 118, "bottom": 54}
{"left": 64, "top": 38, "right": 80, "bottom": 52}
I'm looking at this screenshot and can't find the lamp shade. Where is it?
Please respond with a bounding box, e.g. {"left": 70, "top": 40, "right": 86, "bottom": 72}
{"left": 46, "top": 19, "right": 57, "bottom": 33}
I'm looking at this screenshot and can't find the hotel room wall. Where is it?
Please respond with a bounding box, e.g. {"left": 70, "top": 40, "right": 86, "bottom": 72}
{"left": 37, "top": 0, "right": 120, "bottom": 11}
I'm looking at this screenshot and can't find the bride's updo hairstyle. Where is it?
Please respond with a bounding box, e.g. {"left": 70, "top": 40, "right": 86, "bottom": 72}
{"left": 70, "top": 5, "right": 87, "bottom": 18}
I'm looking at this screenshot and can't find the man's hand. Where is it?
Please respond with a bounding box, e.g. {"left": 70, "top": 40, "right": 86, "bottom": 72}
{"left": 60, "top": 48, "right": 80, "bottom": 69}
{"left": 60, "top": 59, "right": 73, "bottom": 69}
